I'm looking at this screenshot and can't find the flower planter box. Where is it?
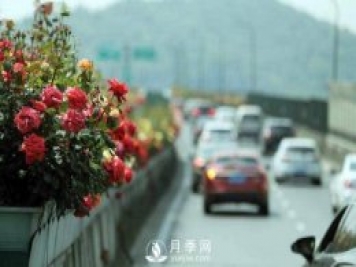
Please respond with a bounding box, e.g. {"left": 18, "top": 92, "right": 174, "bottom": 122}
{"left": 0, "top": 207, "right": 42, "bottom": 267}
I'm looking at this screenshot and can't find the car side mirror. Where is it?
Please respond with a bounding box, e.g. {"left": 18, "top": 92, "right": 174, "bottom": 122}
{"left": 291, "top": 236, "right": 316, "bottom": 264}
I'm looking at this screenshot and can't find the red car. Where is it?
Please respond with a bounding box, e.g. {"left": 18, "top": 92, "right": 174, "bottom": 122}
{"left": 202, "top": 150, "right": 269, "bottom": 215}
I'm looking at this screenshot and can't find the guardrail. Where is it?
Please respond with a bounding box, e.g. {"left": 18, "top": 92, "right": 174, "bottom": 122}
{"left": 248, "top": 93, "right": 328, "bottom": 133}
{"left": 28, "top": 145, "right": 178, "bottom": 267}
{"left": 247, "top": 92, "right": 354, "bottom": 162}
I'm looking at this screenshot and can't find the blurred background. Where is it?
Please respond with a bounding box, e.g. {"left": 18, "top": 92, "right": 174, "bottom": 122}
{"left": 3, "top": 0, "right": 356, "bottom": 98}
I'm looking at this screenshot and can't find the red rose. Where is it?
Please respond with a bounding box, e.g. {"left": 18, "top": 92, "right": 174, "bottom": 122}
{"left": 115, "top": 141, "right": 126, "bottom": 159}
{"left": 109, "top": 126, "right": 126, "bottom": 141}
{"left": 0, "top": 52, "right": 4, "bottom": 62}
{"left": 0, "top": 39, "right": 12, "bottom": 50}
{"left": 2, "top": 71, "right": 11, "bottom": 82}
{"left": 122, "top": 135, "right": 135, "bottom": 154}
{"left": 61, "top": 109, "right": 86, "bottom": 133}
{"left": 21, "top": 133, "right": 46, "bottom": 164}
{"left": 124, "top": 167, "right": 133, "bottom": 183}
{"left": 31, "top": 100, "right": 47, "bottom": 113}
{"left": 126, "top": 121, "right": 136, "bottom": 136}
{"left": 65, "top": 87, "right": 88, "bottom": 110}
{"left": 14, "top": 107, "right": 41, "bottom": 134}
{"left": 41, "top": 85, "right": 63, "bottom": 109}
{"left": 112, "top": 120, "right": 136, "bottom": 139}
{"left": 103, "top": 156, "right": 125, "bottom": 184}
{"left": 108, "top": 79, "right": 128, "bottom": 102}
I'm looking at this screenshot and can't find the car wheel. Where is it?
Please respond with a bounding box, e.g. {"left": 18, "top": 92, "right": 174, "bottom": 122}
{"left": 258, "top": 202, "right": 269, "bottom": 216}
{"left": 311, "top": 178, "right": 322, "bottom": 186}
{"left": 204, "top": 199, "right": 212, "bottom": 214}
{"left": 192, "top": 181, "right": 199, "bottom": 193}
{"left": 275, "top": 176, "right": 286, "bottom": 184}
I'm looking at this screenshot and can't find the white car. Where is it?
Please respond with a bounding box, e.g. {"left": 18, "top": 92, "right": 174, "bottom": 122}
{"left": 214, "top": 106, "right": 236, "bottom": 122}
{"left": 198, "top": 121, "right": 237, "bottom": 145}
{"left": 235, "top": 105, "right": 263, "bottom": 141}
{"left": 330, "top": 154, "right": 356, "bottom": 213}
{"left": 271, "top": 138, "right": 322, "bottom": 185}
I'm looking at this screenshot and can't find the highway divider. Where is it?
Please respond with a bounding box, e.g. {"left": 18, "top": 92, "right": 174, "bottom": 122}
{"left": 28, "top": 144, "right": 178, "bottom": 267}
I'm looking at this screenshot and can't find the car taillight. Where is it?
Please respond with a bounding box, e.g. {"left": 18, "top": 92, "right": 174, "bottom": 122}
{"left": 194, "top": 157, "right": 205, "bottom": 168}
{"left": 208, "top": 108, "right": 215, "bottom": 117}
{"left": 344, "top": 180, "right": 356, "bottom": 189}
{"left": 206, "top": 168, "right": 216, "bottom": 180}
{"left": 191, "top": 108, "right": 200, "bottom": 117}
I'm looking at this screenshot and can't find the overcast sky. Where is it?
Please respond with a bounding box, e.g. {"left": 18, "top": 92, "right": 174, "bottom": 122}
{"left": 1, "top": 0, "right": 355, "bottom": 33}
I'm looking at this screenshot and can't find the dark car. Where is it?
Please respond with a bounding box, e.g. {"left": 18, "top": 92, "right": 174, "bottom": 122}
{"left": 262, "top": 117, "right": 295, "bottom": 154}
{"left": 202, "top": 150, "right": 269, "bottom": 215}
{"left": 291, "top": 203, "right": 356, "bottom": 266}
{"left": 183, "top": 99, "right": 215, "bottom": 122}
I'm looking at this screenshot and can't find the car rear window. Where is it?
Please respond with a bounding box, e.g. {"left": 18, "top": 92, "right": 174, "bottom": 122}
{"left": 287, "top": 146, "right": 316, "bottom": 155}
{"left": 271, "top": 125, "right": 294, "bottom": 135}
{"left": 215, "top": 156, "right": 258, "bottom": 166}
{"left": 207, "top": 129, "right": 234, "bottom": 139}
{"left": 242, "top": 115, "right": 260, "bottom": 123}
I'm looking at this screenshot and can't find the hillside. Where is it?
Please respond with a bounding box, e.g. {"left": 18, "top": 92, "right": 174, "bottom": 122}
{"left": 36, "top": 0, "right": 356, "bottom": 98}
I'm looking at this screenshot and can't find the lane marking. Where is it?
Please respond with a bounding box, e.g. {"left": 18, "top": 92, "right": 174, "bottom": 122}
{"left": 281, "top": 200, "right": 290, "bottom": 209}
{"left": 296, "top": 222, "right": 306, "bottom": 233}
{"left": 287, "top": 209, "right": 297, "bottom": 220}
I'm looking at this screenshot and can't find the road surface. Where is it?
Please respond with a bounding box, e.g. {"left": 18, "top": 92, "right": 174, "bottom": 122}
{"left": 157, "top": 122, "right": 336, "bottom": 267}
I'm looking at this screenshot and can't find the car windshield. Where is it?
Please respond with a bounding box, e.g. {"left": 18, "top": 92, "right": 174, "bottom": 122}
{"left": 271, "top": 125, "right": 293, "bottom": 134}
{"left": 215, "top": 156, "right": 258, "bottom": 166}
{"left": 241, "top": 115, "right": 261, "bottom": 129}
{"left": 242, "top": 115, "right": 260, "bottom": 123}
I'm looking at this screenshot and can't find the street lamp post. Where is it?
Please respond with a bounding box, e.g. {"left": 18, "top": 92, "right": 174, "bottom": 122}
{"left": 234, "top": 19, "right": 257, "bottom": 93}
{"left": 331, "top": 0, "right": 340, "bottom": 81}
{"left": 249, "top": 28, "right": 257, "bottom": 93}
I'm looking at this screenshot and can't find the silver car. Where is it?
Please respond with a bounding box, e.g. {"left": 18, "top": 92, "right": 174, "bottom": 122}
{"left": 271, "top": 138, "right": 322, "bottom": 185}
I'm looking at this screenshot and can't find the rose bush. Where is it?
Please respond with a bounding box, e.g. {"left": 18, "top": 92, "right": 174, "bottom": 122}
{"left": 0, "top": 3, "right": 139, "bottom": 217}
{"left": 128, "top": 92, "right": 178, "bottom": 164}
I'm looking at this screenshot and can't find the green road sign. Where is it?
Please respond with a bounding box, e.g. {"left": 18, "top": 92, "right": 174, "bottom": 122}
{"left": 97, "top": 48, "right": 121, "bottom": 61}
{"left": 133, "top": 47, "right": 156, "bottom": 61}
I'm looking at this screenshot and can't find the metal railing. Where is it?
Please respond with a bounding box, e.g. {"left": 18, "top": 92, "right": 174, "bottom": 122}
{"left": 28, "top": 145, "right": 178, "bottom": 267}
